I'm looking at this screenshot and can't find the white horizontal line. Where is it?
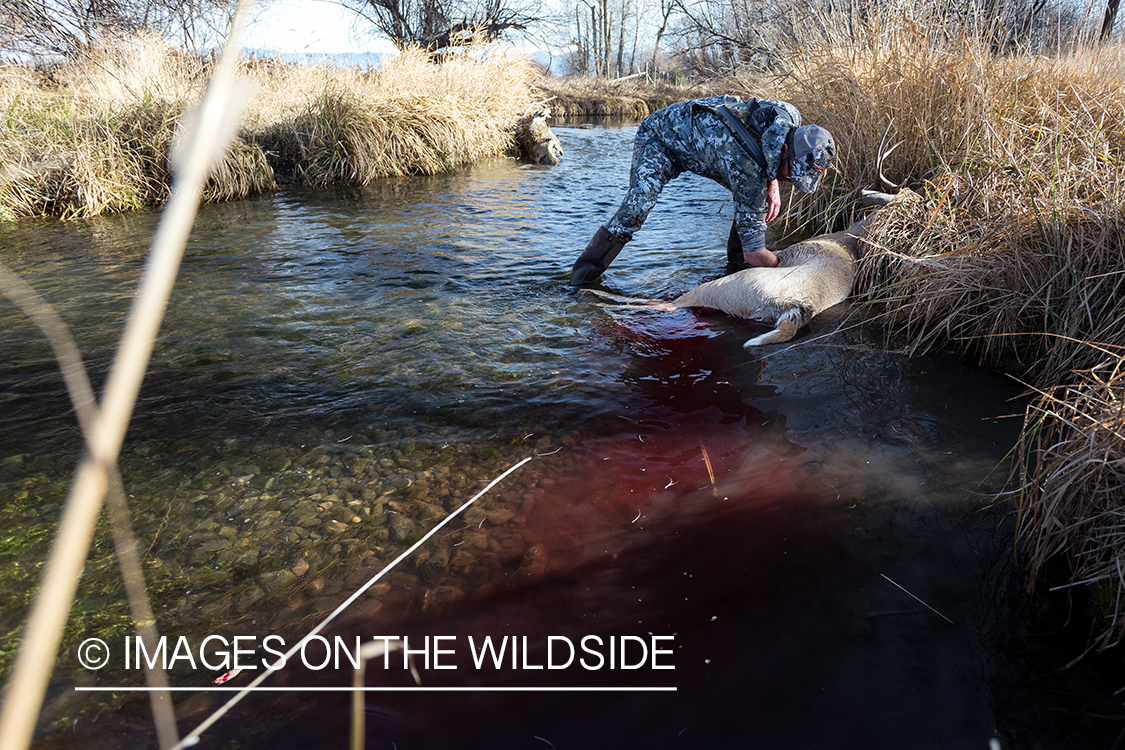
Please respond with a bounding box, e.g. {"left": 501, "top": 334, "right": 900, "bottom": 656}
{"left": 75, "top": 686, "right": 677, "bottom": 693}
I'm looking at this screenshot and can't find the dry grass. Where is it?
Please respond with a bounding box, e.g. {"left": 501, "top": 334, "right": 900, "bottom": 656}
{"left": 1014, "top": 362, "right": 1125, "bottom": 652}
{"left": 291, "top": 92, "right": 510, "bottom": 184}
{"left": 56, "top": 32, "right": 210, "bottom": 106}
{"left": 251, "top": 47, "right": 538, "bottom": 185}
{"left": 775, "top": 27, "right": 1125, "bottom": 377}
{"left": 764, "top": 18, "right": 1125, "bottom": 650}
{"left": 0, "top": 35, "right": 275, "bottom": 219}
{"left": 1, "top": 39, "right": 543, "bottom": 218}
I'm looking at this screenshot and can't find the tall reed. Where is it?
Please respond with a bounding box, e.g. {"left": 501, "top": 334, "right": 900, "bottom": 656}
{"left": 770, "top": 14, "right": 1125, "bottom": 649}
{"left": 1, "top": 39, "right": 542, "bottom": 219}
{"left": 0, "top": 7, "right": 259, "bottom": 747}
{"left": 253, "top": 48, "right": 538, "bottom": 185}
{"left": 0, "top": 34, "right": 275, "bottom": 219}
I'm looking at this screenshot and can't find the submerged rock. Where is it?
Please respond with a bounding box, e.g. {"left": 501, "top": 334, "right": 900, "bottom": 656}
{"left": 2, "top": 417, "right": 573, "bottom": 672}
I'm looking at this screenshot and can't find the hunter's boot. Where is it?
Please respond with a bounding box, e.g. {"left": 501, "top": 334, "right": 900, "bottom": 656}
{"left": 570, "top": 226, "right": 628, "bottom": 285}
{"left": 726, "top": 220, "right": 746, "bottom": 270}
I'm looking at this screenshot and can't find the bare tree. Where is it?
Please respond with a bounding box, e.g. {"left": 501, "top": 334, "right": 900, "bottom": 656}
{"left": 569, "top": 0, "right": 644, "bottom": 77}
{"left": 160, "top": 0, "right": 241, "bottom": 54}
{"left": 0, "top": 0, "right": 238, "bottom": 56}
{"left": 668, "top": 0, "right": 784, "bottom": 75}
{"left": 650, "top": 0, "right": 676, "bottom": 73}
{"left": 976, "top": 0, "right": 1050, "bottom": 53}
{"left": 664, "top": 0, "right": 1088, "bottom": 77}
{"left": 340, "top": 0, "right": 542, "bottom": 48}
{"left": 1, "top": 0, "right": 138, "bottom": 55}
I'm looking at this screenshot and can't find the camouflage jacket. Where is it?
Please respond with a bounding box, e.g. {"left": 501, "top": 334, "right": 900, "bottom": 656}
{"left": 620, "top": 95, "right": 801, "bottom": 253}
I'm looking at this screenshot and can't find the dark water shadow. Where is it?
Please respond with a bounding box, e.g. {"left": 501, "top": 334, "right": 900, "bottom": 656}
{"left": 3, "top": 127, "right": 1121, "bottom": 750}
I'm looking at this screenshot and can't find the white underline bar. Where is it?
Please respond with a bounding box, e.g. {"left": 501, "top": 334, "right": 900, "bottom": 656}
{"left": 76, "top": 686, "right": 677, "bottom": 692}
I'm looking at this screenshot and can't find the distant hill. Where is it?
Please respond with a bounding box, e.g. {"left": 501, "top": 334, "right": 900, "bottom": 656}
{"left": 243, "top": 47, "right": 556, "bottom": 73}
{"left": 244, "top": 48, "right": 387, "bottom": 68}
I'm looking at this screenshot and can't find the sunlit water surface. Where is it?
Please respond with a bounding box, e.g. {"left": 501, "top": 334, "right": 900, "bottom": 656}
{"left": 0, "top": 125, "right": 1093, "bottom": 749}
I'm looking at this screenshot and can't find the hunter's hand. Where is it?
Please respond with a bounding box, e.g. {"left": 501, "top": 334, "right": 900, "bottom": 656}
{"left": 742, "top": 248, "right": 779, "bottom": 268}
{"left": 766, "top": 179, "right": 781, "bottom": 223}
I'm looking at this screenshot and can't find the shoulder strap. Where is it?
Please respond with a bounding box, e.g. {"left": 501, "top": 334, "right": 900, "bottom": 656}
{"left": 713, "top": 105, "right": 768, "bottom": 173}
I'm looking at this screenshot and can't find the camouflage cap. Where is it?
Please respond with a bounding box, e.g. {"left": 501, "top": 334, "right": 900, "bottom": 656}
{"left": 789, "top": 125, "right": 836, "bottom": 194}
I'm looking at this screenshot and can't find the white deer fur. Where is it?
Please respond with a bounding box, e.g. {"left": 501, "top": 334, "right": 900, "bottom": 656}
{"left": 586, "top": 190, "right": 916, "bottom": 347}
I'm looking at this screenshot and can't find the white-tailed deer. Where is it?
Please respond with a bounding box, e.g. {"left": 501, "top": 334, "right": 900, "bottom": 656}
{"left": 585, "top": 189, "right": 918, "bottom": 347}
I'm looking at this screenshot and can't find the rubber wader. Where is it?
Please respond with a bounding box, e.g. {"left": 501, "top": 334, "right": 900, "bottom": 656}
{"left": 570, "top": 226, "right": 628, "bottom": 285}
{"left": 726, "top": 220, "right": 745, "bottom": 268}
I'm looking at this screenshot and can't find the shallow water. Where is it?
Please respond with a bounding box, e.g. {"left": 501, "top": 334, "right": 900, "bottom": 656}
{"left": 0, "top": 126, "right": 1109, "bottom": 748}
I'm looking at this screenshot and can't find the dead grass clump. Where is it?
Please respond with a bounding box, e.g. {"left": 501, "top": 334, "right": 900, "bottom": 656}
{"left": 1, "top": 95, "right": 177, "bottom": 218}
{"left": 1, "top": 34, "right": 274, "bottom": 219}
{"left": 787, "top": 35, "right": 1125, "bottom": 383}
{"left": 2, "top": 38, "right": 546, "bottom": 215}
{"left": 204, "top": 135, "right": 277, "bottom": 201}
{"left": 0, "top": 92, "right": 274, "bottom": 218}
{"left": 855, "top": 166, "right": 1125, "bottom": 380}
{"left": 243, "top": 46, "right": 536, "bottom": 184}
{"left": 764, "top": 28, "right": 1125, "bottom": 236}
{"left": 284, "top": 88, "right": 511, "bottom": 185}
{"left": 787, "top": 27, "right": 1125, "bottom": 652}
{"left": 1014, "top": 361, "right": 1125, "bottom": 652}
{"left": 66, "top": 101, "right": 180, "bottom": 215}
{"left": 252, "top": 46, "right": 538, "bottom": 186}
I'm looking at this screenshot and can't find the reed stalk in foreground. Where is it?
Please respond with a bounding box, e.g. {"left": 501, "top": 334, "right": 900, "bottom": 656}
{"left": 0, "top": 36, "right": 275, "bottom": 220}
{"left": 1, "top": 40, "right": 545, "bottom": 218}
{"left": 0, "top": 261, "right": 180, "bottom": 747}
{"left": 0, "top": 4, "right": 256, "bottom": 747}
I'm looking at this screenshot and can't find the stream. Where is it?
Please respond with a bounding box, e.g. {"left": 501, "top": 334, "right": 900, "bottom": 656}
{"left": 0, "top": 124, "right": 1114, "bottom": 749}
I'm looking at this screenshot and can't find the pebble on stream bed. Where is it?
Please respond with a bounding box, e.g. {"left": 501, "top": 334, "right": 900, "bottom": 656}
{"left": 0, "top": 421, "right": 586, "bottom": 680}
